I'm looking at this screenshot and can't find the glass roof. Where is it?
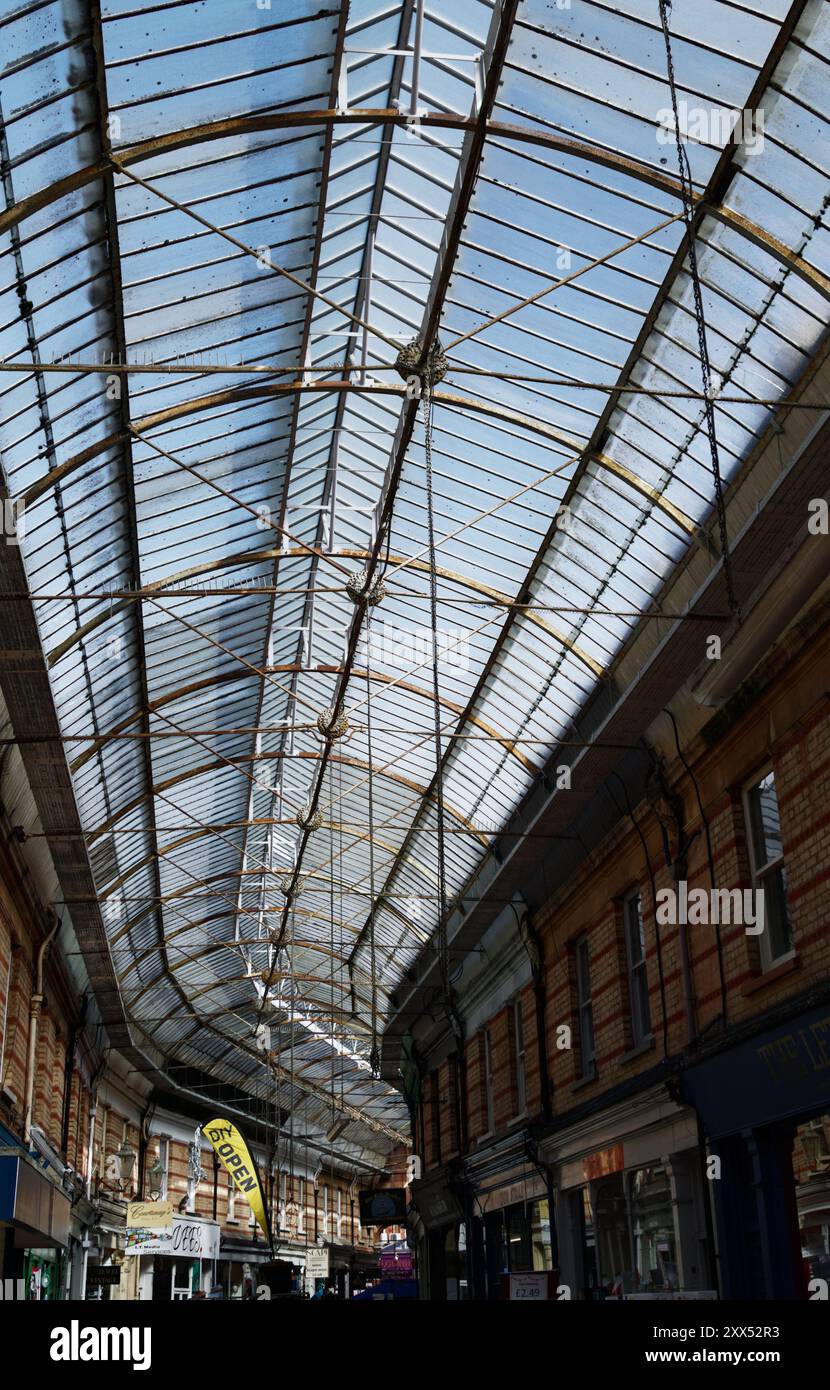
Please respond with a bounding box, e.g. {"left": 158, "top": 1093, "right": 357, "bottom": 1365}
{"left": 1, "top": 0, "right": 828, "bottom": 1157}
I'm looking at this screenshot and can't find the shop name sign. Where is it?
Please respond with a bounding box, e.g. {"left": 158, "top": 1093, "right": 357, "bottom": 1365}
{"left": 125, "top": 1203, "right": 218, "bottom": 1259}
{"left": 86, "top": 1265, "right": 122, "bottom": 1287}
{"left": 306, "top": 1248, "right": 330, "bottom": 1279}
{"left": 583, "top": 1144, "right": 624, "bottom": 1182}
{"left": 170, "top": 1215, "right": 219, "bottom": 1259}
{"left": 757, "top": 1014, "right": 830, "bottom": 1086}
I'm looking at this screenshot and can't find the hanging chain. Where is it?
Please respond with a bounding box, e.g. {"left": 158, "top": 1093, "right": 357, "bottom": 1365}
{"left": 658, "top": 0, "right": 740, "bottom": 621}
{"left": 365, "top": 608, "right": 380, "bottom": 1077}
{"left": 422, "top": 378, "right": 451, "bottom": 1002}
{"left": 329, "top": 758, "right": 336, "bottom": 1124}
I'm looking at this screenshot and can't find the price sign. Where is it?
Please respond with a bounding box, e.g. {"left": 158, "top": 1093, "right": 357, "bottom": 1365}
{"left": 509, "top": 1273, "right": 549, "bottom": 1301}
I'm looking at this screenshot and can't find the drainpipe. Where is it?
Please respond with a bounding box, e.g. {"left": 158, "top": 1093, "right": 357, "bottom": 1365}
{"left": 23, "top": 910, "right": 59, "bottom": 1143}
{"left": 85, "top": 1097, "right": 98, "bottom": 1197}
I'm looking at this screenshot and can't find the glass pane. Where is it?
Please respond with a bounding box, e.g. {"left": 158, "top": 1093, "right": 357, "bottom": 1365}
{"left": 630, "top": 1166, "right": 678, "bottom": 1292}
{"left": 748, "top": 770, "right": 785, "bottom": 870}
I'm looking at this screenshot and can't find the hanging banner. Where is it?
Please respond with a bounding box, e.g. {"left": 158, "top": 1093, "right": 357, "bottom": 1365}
{"left": 203, "top": 1118, "right": 270, "bottom": 1241}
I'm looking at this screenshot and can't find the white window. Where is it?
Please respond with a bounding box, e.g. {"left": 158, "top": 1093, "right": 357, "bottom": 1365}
{"left": 323, "top": 1185, "right": 329, "bottom": 1239}
{"left": 745, "top": 768, "right": 793, "bottom": 969}
{"left": 575, "top": 938, "right": 595, "bottom": 1077}
{"left": 336, "top": 1188, "right": 343, "bottom": 1241}
{"left": 227, "top": 1176, "right": 238, "bottom": 1223}
{"left": 624, "top": 892, "right": 651, "bottom": 1045}
{"left": 298, "top": 1178, "right": 305, "bottom": 1235}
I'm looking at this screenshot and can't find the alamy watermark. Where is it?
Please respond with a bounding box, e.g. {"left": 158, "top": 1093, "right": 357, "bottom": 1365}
{"left": 656, "top": 102, "right": 765, "bottom": 156}
{"left": 655, "top": 881, "right": 764, "bottom": 935}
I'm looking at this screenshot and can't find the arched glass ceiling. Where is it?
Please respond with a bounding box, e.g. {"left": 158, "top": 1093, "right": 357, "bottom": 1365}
{"left": 0, "top": 0, "right": 828, "bottom": 1155}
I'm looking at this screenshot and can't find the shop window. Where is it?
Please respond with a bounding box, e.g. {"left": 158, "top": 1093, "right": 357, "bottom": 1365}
{"left": 575, "top": 938, "right": 595, "bottom": 1077}
{"left": 629, "top": 1166, "right": 678, "bottom": 1292}
{"left": 531, "top": 1199, "right": 552, "bottom": 1271}
{"left": 483, "top": 1029, "right": 495, "bottom": 1133}
{"left": 593, "top": 1173, "right": 628, "bottom": 1293}
{"left": 511, "top": 999, "right": 527, "bottom": 1117}
{"left": 582, "top": 1166, "right": 679, "bottom": 1297}
{"left": 745, "top": 769, "right": 793, "bottom": 969}
{"left": 506, "top": 1202, "right": 533, "bottom": 1271}
{"left": 624, "top": 891, "right": 651, "bottom": 1046}
{"left": 796, "top": 1114, "right": 830, "bottom": 1286}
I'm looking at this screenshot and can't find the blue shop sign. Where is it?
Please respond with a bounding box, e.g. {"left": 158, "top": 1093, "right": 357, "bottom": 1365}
{"left": 681, "top": 1001, "right": 830, "bottom": 1137}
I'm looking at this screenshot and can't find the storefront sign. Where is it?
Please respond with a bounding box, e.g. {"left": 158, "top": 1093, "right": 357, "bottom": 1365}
{"left": 681, "top": 1002, "right": 830, "bottom": 1138}
{"left": 623, "top": 1291, "right": 718, "bottom": 1301}
{"left": 124, "top": 1206, "right": 218, "bottom": 1259}
{"left": 305, "top": 1248, "right": 330, "bottom": 1279}
{"left": 509, "top": 1273, "right": 549, "bottom": 1301}
{"left": 125, "top": 1201, "right": 173, "bottom": 1254}
{"left": 86, "top": 1265, "right": 122, "bottom": 1287}
{"left": 479, "top": 1173, "right": 546, "bottom": 1213}
{"left": 126, "top": 1200, "right": 172, "bottom": 1230}
{"left": 379, "top": 1249, "right": 413, "bottom": 1276}
{"left": 203, "top": 1118, "right": 270, "bottom": 1240}
{"left": 583, "top": 1144, "right": 624, "bottom": 1181}
{"left": 170, "top": 1215, "right": 219, "bottom": 1260}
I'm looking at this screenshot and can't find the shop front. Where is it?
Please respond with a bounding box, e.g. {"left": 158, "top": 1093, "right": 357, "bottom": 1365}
{"left": 0, "top": 1149, "right": 71, "bottom": 1298}
{"left": 125, "top": 1202, "right": 220, "bottom": 1299}
{"left": 542, "top": 1084, "right": 715, "bottom": 1300}
{"left": 466, "top": 1134, "right": 555, "bottom": 1301}
{"left": 681, "top": 997, "right": 830, "bottom": 1301}
{"left": 408, "top": 1166, "right": 465, "bottom": 1300}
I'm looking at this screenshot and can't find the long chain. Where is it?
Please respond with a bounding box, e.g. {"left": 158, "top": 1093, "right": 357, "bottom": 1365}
{"left": 329, "top": 759, "right": 336, "bottom": 1124}
{"left": 365, "top": 608, "right": 380, "bottom": 1076}
{"left": 422, "top": 381, "right": 450, "bottom": 999}
{"left": 658, "top": 0, "right": 740, "bottom": 620}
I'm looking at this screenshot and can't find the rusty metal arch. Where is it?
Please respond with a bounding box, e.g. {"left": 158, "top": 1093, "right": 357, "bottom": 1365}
{"left": 25, "top": 379, "right": 696, "bottom": 567}
{"left": 100, "top": 821, "right": 425, "bottom": 902}
{"left": 67, "top": 661, "right": 537, "bottom": 777}
{"left": 126, "top": 858, "right": 436, "bottom": 914}
{"left": 128, "top": 965, "right": 384, "bottom": 1029}
{"left": 116, "top": 927, "right": 366, "bottom": 988}
{"left": 0, "top": 109, "right": 826, "bottom": 300}
{"left": 127, "top": 957, "right": 379, "bottom": 1023}
{"left": 124, "top": 997, "right": 406, "bottom": 1142}
{"left": 86, "top": 748, "right": 491, "bottom": 847}
{"left": 50, "top": 541, "right": 604, "bottom": 682}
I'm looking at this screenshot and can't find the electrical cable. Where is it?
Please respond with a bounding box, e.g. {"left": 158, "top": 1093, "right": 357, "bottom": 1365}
{"left": 658, "top": 0, "right": 740, "bottom": 621}
{"left": 606, "top": 774, "right": 670, "bottom": 1058}
{"left": 365, "top": 607, "right": 380, "bottom": 1077}
{"left": 422, "top": 375, "right": 451, "bottom": 1004}
{"left": 663, "top": 707, "right": 727, "bottom": 1025}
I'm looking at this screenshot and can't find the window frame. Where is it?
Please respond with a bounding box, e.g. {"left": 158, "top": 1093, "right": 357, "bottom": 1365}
{"left": 575, "top": 937, "right": 595, "bottom": 1078}
{"left": 743, "top": 765, "right": 794, "bottom": 972}
{"left": 624, "top": 890, "right": 652, "bottom": 1047}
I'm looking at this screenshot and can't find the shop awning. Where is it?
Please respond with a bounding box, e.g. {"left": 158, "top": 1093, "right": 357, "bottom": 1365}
{"left": 0, "top": 1152, "right": 71, "bottom": 1249}
{"left": 681, "top": 1001, "right": 830, "bottom": 1139}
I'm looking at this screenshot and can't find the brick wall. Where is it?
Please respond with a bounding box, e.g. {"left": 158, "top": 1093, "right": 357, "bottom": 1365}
{"left": 418, "top": 607, "right": 830, "bottom": 1161}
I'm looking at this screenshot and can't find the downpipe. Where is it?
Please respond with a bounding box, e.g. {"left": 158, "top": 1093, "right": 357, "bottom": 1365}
{"left": 23, "top": 909, "right": 59, "bottom": 1143}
